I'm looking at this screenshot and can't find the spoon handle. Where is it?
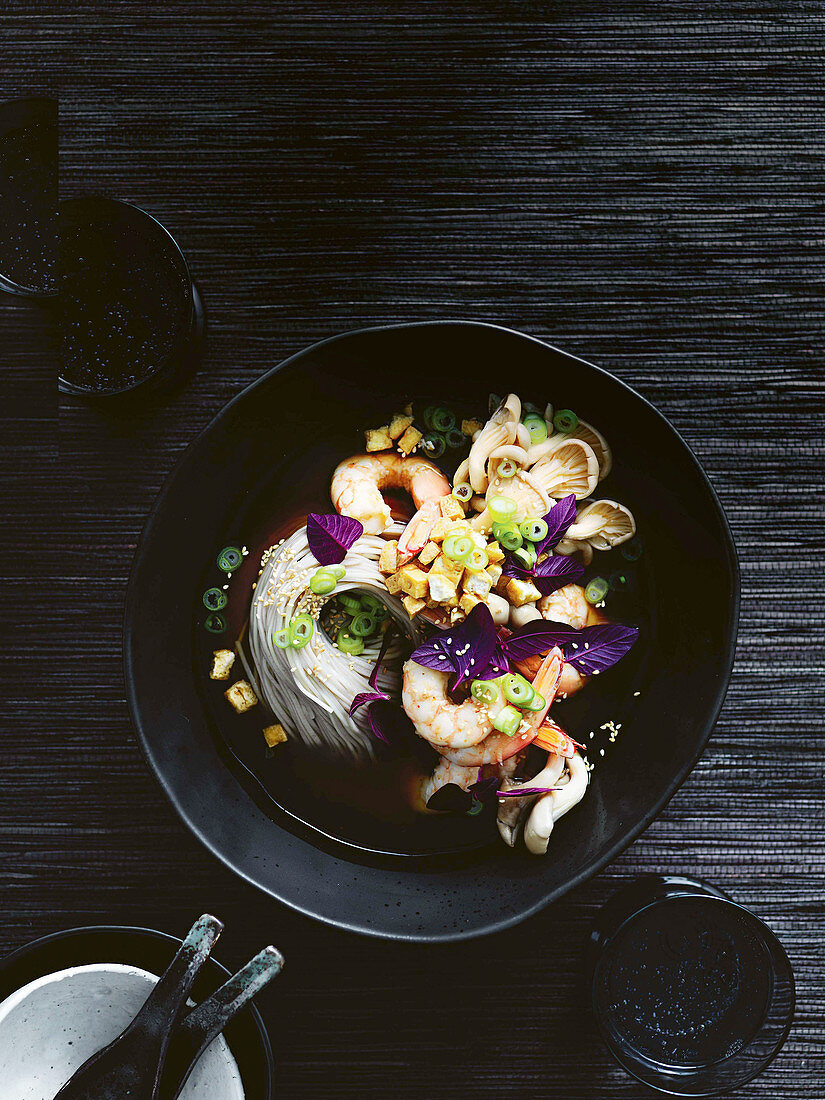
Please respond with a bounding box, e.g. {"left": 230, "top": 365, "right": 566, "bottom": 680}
{"left": 159, "top": 946, "right": 284, "bottom": 1100}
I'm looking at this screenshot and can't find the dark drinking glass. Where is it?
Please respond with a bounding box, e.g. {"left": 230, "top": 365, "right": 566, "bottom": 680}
{"left": 587, "top": 876, "right": 794, "bottom": 1095}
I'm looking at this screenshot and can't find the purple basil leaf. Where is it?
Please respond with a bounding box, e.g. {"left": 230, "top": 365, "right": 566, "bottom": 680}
{"left": 468, "top": 775, "right": 500, "bottom": 804}
{"left": 306, "top": 512, "right": 364, "bottom": 566}
{"left": 502, "top": 620, "right": 572, "bottom": 662}
{"left": 565, "top": 623, "right": 639, "bottom": 676}
{"left": 349, "top": 690, "right": 389, "bottom": 717}
{"left": 366, "top": 699, "right": 413, "bottom": 744}
{"left": 536, "top": 494, "right": 577, "bottom": 554}
{"left": 533, "top": 554, "right": 585, "bottom": 595}
{"left": 495, "top": 786, "right": 560, "bottom": 798}
{"left": 410, "top": 603, "right": 499, "bottom": 686}
{"left": 471, "top": 638, "right": 510, "bottom": 680}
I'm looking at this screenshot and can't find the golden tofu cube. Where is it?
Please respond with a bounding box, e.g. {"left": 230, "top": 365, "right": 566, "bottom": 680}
{"left": 463, "top": 570, "right": 491, "bottom": 598}
{"left": 403, "top": 402, "right": 413, "bottom": 416}
{"left": 418, "top": 541, "right": 440, "bottom": 566}
{"left": 428, "top": 572, "right": 458, "bottom": 603}
{"left": 385, "top": 572, "right": 404, "bottom": 595}
{"left": 402, "top": 595, "right": 426, "bottom": 617}
{"left": 486, "top": 540, "right": 505, "bottom": 564}
{"left": 462, "top": 418, "right": 484, "bottom": 437}
{"left": 495, "top": 573, "right": 511, "bottom": 597}
{"left": 439, "top": 495, "right": 465, "bottom": 521}
{"left": 388, "top": 414, "right": 414, "bottom": 440}
{"left": 486, "top": 563, "right": 503, "bottom": 586}
{"left": 397, "top": 564, "right": 429, "bottom": 600}
{"left": 460, "top": 592, "right": 482, "bottom": 615}
{"left": 210, "top": 649, "right": 235, "bottom": 681}
{"left": 397, "top": 426, "right": 423, "bottom": 455}
{"left": 429, "top": 516, "right": 452, "bottom": 541}
{"left": 225, "top": 679, "right": 258, "bottom": 714}
{"left": 430, "top": 554, "right": 464, "bottom": 585}
{"left": 365, "top": 426, "right": 393, "bottom": 452}
{"left": 506, "top": 577, "right": 542, "bottom": 607}
{"left": 378, "top": 539, "right": 399, "bottom": 575}
{"left": 263, "top": 723, "right": 287, "bottom": 747}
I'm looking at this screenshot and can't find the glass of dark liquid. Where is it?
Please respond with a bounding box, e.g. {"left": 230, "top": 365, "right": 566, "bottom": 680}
{"left": 587, "top": 876, "right": 794, "bottom": 1095}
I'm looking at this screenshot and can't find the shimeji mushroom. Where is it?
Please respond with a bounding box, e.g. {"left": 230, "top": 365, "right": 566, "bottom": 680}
{"left": 567, "top": 419, "right": 612, "bottom": 481}
{"left": 468, "top": 393, "right": 521, "bottom": 493}
{"left": 528, "top": 439, "right": 599, "bottom": 500}
{"left": 522, "top": 754, "right": 589, "bottom": 855}
{"left": 566, "top": 498, "right": 636, "bottom": 549}
{"left": 497, "top": 753, "right": 566, "bottom": 848}
{"left": 554, "top": 536, "right": 595, "bottom": 566}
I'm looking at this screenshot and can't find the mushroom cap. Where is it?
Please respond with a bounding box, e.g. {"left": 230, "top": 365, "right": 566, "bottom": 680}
{"left": 567, "top": 498, "right": 636, "bottom": 549}
{"left": 554, "top": 536, "right": 594, "bottom": 567}
{"left": 567, "top": 418, "right": 612, "bottom": 481}
{"left": 485, "top": 469, "right": 551, "bottom": 521}
{"left": 528, "top": 439, "right": 599, "bottom": 500}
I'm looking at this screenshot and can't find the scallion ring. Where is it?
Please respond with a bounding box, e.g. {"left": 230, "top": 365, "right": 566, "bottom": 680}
{"left": 336, "top": 628, "right": 364, "bottom": 656}
{"left": 289, "top": 613, "right": 314, "bottom": 649}
{"left": 522, "top": 413, "right": 548, "bottom": 445}
{"left": 501, "top": 673, "right": 535, "bottom": 709}
{"left": 431, "top": 407, "right": 456, "bottom": 433}
{"left": 350, "top": 612, "right": 377, "bottom": 637}
{"left": 553, "top": 409, "right": 578, "bottom": 434}
{"left": 520, "top": 517, "right": 548, "bottom": 544}
{"left": 452, "top": 483, "right": 473, "bottom": 503}
{"left": 445, "top": 427, "right": 466, "bottom": 450}
{"left": 585, "top": 577, "right": 610, "bottom": 605}
{"left": 465, "top": 547, "right": 489, "bottom": 572}
{"left": 309, "top": 568, "right": 337, "bottom": 595}
{"left": 338, "top": 594, "right": 363, "bottom": 615}
{"left": 493, "top": 704, "right": 523, "bottom": 737}
{"left": 491, "top": 521, "right": 523, "bottom": 552}
{"left": 620, "top": 536, "right": 643, "bottom": 562}
{"left": 511, "top": 545, "right": 537, "bottom": 570}
{"left": 487, "top": 495, "right": 518, "bottom": 524}
{"left": 202, "top": 587, "right": 227, "bottom": 611}
{"left": 524, "top": 690, "right": 546, "bottom": 713}
{"left": 273, "top": 628, "right": 291, "bottom": 649}
{"left": 360, "top": 593, "right": 383, "bottom": 614}
{"left": 204, "top": 613, "right": 227, "bottom": 634}
{"left": 496, "top": 457, "right": 518, "bottom": 479}
{"left": 422, "top": 432, "right": 446, "bottom": 459}
{"left": 470, "top": 679, "right": 499, "bottom": 706}
{"left": 217, "top": 546, "right": 243, "bottom": 573}
{"left": 443, "top": 534, "right": 473, "bottom": 562}
{"left": 330, "top": 564, "right": 347, "bottom": 580}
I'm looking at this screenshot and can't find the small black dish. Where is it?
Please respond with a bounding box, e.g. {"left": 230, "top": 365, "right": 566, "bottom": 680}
{"left": 586, "top": 875, "right": 795, "bottom": 1095}
{"left": 57, "top": 197, "right": 204, "bottom": 399}
{"left": 0, "top": 924, "right": 274, "bottom": 1099}
{"left": 0, "top": 96, "right": 57, "bottom": 298}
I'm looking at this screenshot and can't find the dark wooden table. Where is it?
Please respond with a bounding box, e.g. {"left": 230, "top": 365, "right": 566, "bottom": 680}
{"left": 3, "top": 3, "right": 824, "bottom": 1096}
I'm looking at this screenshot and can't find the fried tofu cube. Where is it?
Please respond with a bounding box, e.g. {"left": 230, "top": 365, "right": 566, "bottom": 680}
{"left": 438, "top": 495, "right": 465, "bottom": 521}
{"left": 485, "top": 540, "right": 505, "bottom": 564}
{"left": 210, "top": 649, "right": 235, "bottom": 681}
{"left": 430, "top": 554, "right": 465, "bottom": 585}
{"left": 463, "top": 570, "right": 492, "bottom": 599}
{"left": 402, "top": 595, "right": 426, "bottom": 617}
{"left": 429, "top": 516, "right": 452, "bottom": 542}
{"left": 486, "top": 563, "right": 503, "bottom": 586}
{"left": 418, "top": 541, "right": 440, "bottom": 566}
{"left": 428, "top": 571, "right": 458, "bottom": 603}
{"left": 397, "top": 564, "right": 429, "bottom": 600}
{"left": 460, "top": 592, "right": 482, "bottom": 615}
{"left": 388, "top": 414, "right": 414, "bottom": 440}
{"left": 384, "top": 572, "right": 404, "bottom": 595}
{"left": 462, "top": 418, "right": 484, "bottom": 437}
{"left": 397, "top": 426, "right": 423, "bottom": 455}
{"left": 506, "top": 577, "right": 542, "bottom": 607}
{"left": 263, "top": 723, "right": 287, "bottom": 747}
{"left": 495, "top": 573, "right": 511, "bottom": 597}
{"left": 365, "top": 426, "right": 393, "bottom": 452}
{"left": 225, "top": 679, "right": 258, "bottom": 714}
{"left": 469, "top": 530, "right": 488, "bottom": 552}
{"left": 378, "top": 539, "right": 399, "bottom": 575}
{"left": 403, "top": 402, "right": 413, "bottom": 416}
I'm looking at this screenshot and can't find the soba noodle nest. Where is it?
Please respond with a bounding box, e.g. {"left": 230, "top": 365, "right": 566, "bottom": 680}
{"left": 239, "top": 523, "right": 420, "bottom": 757}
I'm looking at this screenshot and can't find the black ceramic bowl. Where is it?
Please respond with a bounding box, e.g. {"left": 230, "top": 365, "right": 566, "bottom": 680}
{"left": 125, "top": 321, "right": 739, "bottom": 941}
{"left": 0, "top": 925, "right": 274, "bottom": 1097}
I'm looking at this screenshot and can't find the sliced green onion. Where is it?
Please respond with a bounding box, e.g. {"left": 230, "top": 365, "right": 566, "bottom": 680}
{"left": 609, "top": 570, "right": 629, "bottom": 591}
{"left": 309, "top": 568, "right": 337, "bottom": 595}
{"left": 336, "top": 628, "right": 364, "bottom": 656}
{"left": 217, "top": 546, "right": 243, "bottom": 573}
{"left": 360, "top": 593, "right": 383, "bottom": 613}
{"left": 422, "top": 432, "right": 446, "bottom": 459}
{"left": 330, "top": 564, "right": 347, "bottom": 580}
{"left": 443, "top": 534, "right": 473, "bottom": 562}
{"left": 431, "top": 407, "right": 456, "bottom": 433}
{"left": 553, "top": 409, "right": 578, "bottom": 434}
{"left": 350, "top": 612, "right": 376, "bottom": 637}
{"left": 204, "top": 613, "right": 227, "bottom": 633}
{"left": 522, "top": 413, "right": 548, "bottom": 445}
{"left": 446, "top": 427, "right": 466, "bottom": 450}
{"left": 496, "top": 457, "right": 518, "bottom": 479}
{"left": 465, "top": 547, "right": 489, "bottom": 572}
{"left": 273, "top": 628, "right": 291, "bottom": 649}
{"left": 452, "top": 483, "right": 473, "bottom": 503}
{"left": 501, "top": 673, "right": 536, "bottom": 708}
{"left": 289, "top": 613, "right": 314, "bottom": 649}
{"left": 467, "top": 800, "right": 484, "bottom": 817}
{"left": 422, "top": 405, "right": 437, "bottom": 429}
{"left": 524, "top": 690, "right": 546, "bottom": 712}
{"left": 520, "top": 517, "right": 548, "bottom": 544}
{"left": 493, "top": 704, "right": 523, "bottom": 737}
{"left": 512, "top": 545, "right": 537, "bottom": 570}
{"left": 620, "top": 536, "right": 643, "bottom": 562}
{"left": 487, "top": 495, "right": 518, "bottom": 524}
{"left": 338, "top": 594, "right": 363, "bottom": 615}
{"left": 492, "top": 521, "right": 523, "bottom": 552}
{"left": 585, "top": 577, "right": 610, "bottom": 605}
{"left": 471, "top": 679, "right": 499, "bottom": 706}
{"left": 202, "top": 587, "right": 227, "bottom": 611}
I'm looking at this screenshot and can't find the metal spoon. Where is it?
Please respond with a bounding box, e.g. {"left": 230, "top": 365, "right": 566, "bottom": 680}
{"left": 158, "top": 945, "right": 285, "bottom": 1099}
{"left": 54, "top": 914, "right": 223, "bottom": 1100}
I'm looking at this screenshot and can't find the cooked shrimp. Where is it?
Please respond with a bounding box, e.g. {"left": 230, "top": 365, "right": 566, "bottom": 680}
{"left": 468, "top": 394, "right": 521, "bottom": 493}
{"left": 512, "top": 584, "right": 604, "bottom": 697}
{"left": 523, "top": 753, "right": 588, "bottom": 855}
{"left": 397, "top": 500, "right": 439, "bottom": 564}
{"left": 402, "top": 662, "right": 497, "bottom": 749}
{"left": 497, "top": 751, "right": 566, "bottom": 847}
{"left": 413, "top": 757, "right": 480, "bottom": 811}
{"left": 331, "top": 452, "right": 450, "bottom": 535}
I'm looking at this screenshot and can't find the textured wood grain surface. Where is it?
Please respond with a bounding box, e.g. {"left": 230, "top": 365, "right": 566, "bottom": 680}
{"left": 2, "top": 2, "right": 824, "bottom": 1096}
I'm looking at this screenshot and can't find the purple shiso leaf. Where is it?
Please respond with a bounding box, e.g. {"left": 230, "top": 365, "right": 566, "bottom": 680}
{"left": 502, "top": 553, "right": 585, "bottom": 596}
{"left": 349, "top": 690, "right": 389, "bottom": 717}
{"left": 410, "top": 603, "right": 499, "bottom": 685}
{"left": 468, "top": 775, "right": 500, "bottom": 803}
{"left": 502, "top": 619, "right": 577, "bottom": 662}
{"left": 306, "top": 512, "right": 364, "bottom": 566}
{"left": 565, "top": 623, "right": 639, "bottom": 676}
{"left": 495, "top": 786, "right": 561, "bottom": 798}
{"left": 536, "top": 494, "right": 578, "bottom": 554}
{"left": 471, "top": 638, "right": 510, "bottom": 681}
